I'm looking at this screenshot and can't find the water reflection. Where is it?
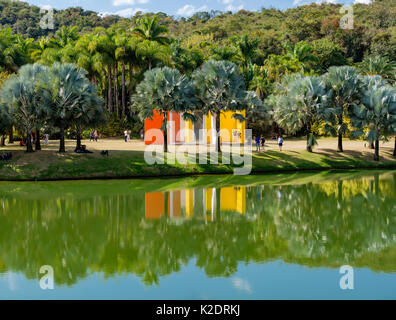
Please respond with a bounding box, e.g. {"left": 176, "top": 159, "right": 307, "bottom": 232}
{"left": 0, "top": 171, "right": 395, "bottom": 287}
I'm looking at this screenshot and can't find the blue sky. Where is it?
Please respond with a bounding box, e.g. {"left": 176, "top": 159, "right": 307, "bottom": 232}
{"left": 24, "top": 0, "right": 371, "bottom": 17}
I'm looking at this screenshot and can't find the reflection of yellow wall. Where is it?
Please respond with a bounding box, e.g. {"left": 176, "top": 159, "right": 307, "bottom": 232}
{"left": 185, "top": 189, "right": 194, "bottom": 218}
{"left": 220, "top": 187, "right": 246, "bottom": 214}
{"left": 205, "top": 188, "right": 212, "bottom": 212}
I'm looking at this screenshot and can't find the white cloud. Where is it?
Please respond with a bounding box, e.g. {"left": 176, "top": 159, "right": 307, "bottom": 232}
{"left": 232, "top": 277, "right": 253, "bottom": 294}
{"left": 112, "top": 0, "right": 149, "bottom": 7}
{"left": 354, "top": 0, "right": 372, "bottom": 4}
{"left": 100, "top": 7, "right": 147, "bottom": 18}
{"left": 177, "top": 4, "right": 208, "bottom": 17}
{"left": 219, "top": 0, "right": 244, "bottom": 12}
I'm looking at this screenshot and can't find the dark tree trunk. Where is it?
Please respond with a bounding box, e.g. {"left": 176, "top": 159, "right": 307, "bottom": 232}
{"left": 1, "top": 135, "right": 5, "bottom": 146}
{"left": 393, "top": 136, "right": 396, "bottom": 157}
{"left": 129, "top": 63, "right": 134, "bottom": 102}
{"left": 35, "top": 128, "right": 41, "bottom": 151}
{"left": 216, "top": 112, "right": 221, "bottom": 153}
{"left": 370, "top": 142, "right": 375, "bottom": 149}
{"left": 107, "top": 66, "right": 113, "bottom": 113}
{"left": 59, "top": 122, "right": 66, "bottom": 153}
{"left": 26, "top": 133, "right": 34, "bottom": 153}
{"left": 114, "top": 64, "right": 119, "bottom": 116}
{"left": 306, "top": 124, "right": 313, "bottom": 153}
{"left": 9, "top": 126, "right": 14, "bottom": 144}
{"left": 76, "top": 131, "right": 82, "bottom": 150}
{"left": 337, "top": 116, "right": 343, "bottom": 152}
{"left": 374, "top": 138, "right": 379, "bottom": 161}
{"left": 163, "top": 112, "right": 168, "bottom": 153}
{"left": 121, "top": 62, "right": 126, "bottom": 116}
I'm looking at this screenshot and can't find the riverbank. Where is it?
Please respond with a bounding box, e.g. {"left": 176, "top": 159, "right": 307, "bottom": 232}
{"left": 1, "top": 138, "right": 396, "bottom": 181}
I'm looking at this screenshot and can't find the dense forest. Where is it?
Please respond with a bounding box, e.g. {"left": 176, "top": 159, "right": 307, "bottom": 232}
{"left": 0, "top": 0, "right": 395, "bottom": 148}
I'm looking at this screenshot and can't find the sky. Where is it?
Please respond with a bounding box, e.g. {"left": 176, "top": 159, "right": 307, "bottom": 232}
{"left": 23, "top": 0, "right": 372, "bottom": 18}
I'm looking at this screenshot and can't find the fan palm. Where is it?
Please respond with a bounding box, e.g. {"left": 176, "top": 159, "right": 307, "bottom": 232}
{"left": 322, "top": 66, "right": 362, "bottom": 152}
{"left": 192, "top": 60, "right": 262, "bottom": 152}
{"left": 0, "top": 64, "right": 49, "bottom": 152}
{"left": 350, "top": 77, "right": 396, "bottom": 161}
{"left": 270, "top": 75, "right": 328, "bottom": 152}
{"left": 133, "top": 67, "right": 197, "bottom": 153}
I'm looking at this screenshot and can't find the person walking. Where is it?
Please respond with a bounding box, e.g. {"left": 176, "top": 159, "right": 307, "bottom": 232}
{"left": 44, "top": 133, "right": 49, "bottom": 145}
{"left": 124, "top": 129, "right": 128, "bottom": 142}
{"left": 278, "top": 135, "right": 284, "bottom": 151}
{"left": 255, "top": 136, "right": 261, "bottom": 152}
{"left": 260, "top": 135, "right": 265, "bottom": 150}
{"left": 127, "top": 129, "right": 131, "bottom": 142}
{"left": 94, "top": 130, "right": 98, "bottom": 142}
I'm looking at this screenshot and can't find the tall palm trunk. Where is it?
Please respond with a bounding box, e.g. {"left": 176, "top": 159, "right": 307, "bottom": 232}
{"left": 76, "top": 133, "right": 82, "bottom": 150}
{"left": 9, "top": 126, "right": 14, "bottom": 143}
{"left": 107, "top": 65, "right": 113, "bottom": 113}
{"left": 393, "top": 136, "right": 396, "bottom": 157}
{"left": 306, "top": 124, "right": 312, "bottom": 153}
{"left": 114, "top": 64, "right": 119, "bottom": 116}
{"left": 337, "top": 116, "right": 343, "bottom": 152}
{"left": 216, "top": 112, "right": 221, "bottom": 153}
{"left": 163, "top": 112, "right": 168, "bottom": 153}
{"left": 59, "top": 122, "right": 66, "bottom": 153}
{"left": 121, "top": 61, "right": 126, "bottom": 116}
{"left": 35, "top": 127, "right": 41, "bottom": 151}
{"left": 26, "top": 132, "right": 33, "bottom": 153}
{"left": 374, "top": 138, "right": 379, "bottom": 161}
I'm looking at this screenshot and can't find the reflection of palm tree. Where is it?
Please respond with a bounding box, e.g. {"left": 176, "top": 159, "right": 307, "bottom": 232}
{"left": 0, "top": 173, "right": 394, "bottom": 288}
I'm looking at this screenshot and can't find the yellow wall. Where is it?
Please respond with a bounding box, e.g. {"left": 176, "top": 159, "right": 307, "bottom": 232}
{"left": 220, "top": 111, "right": 246, "bottom": 143}
{"left": 184, "top": 111, "right": 246, "bottom": 144}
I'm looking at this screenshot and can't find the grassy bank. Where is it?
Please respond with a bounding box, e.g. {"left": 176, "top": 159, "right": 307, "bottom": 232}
{"left": 1, "top": 142, "right": 396, "bottom": 181}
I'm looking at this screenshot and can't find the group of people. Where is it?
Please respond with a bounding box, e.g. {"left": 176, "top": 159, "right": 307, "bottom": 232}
{"left": 254, "top": 135, "right": 284, "bottom": 152}
{"left": 124, "top": 129, "right": 131, "bottom": 142}
{"left": 0, "top": 152, "right": 12, "bottom": 161}
{"left": 90, "top": 131, "right": 99, "bottom": 142}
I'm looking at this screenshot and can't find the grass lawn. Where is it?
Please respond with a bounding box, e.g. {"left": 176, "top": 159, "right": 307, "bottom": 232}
{"left": 0, "top": 137, "right": 396, "bottom": 180}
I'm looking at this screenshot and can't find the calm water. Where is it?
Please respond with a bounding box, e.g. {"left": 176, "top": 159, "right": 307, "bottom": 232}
{"left": 0, "top": 171, "right": 395, "bottom": 300}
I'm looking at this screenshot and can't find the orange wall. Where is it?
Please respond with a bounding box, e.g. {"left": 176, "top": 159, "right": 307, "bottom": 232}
{"left": 145, "top": 192, "right": 165, "bottom": 219}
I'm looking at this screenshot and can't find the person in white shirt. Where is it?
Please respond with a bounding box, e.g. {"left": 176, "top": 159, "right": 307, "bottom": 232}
{"left": 278, "top": 136, "right": 284, "bottom": 151}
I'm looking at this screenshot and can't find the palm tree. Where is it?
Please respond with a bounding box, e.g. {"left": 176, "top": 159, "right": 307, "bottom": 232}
{"left": 0, "top": 64, "right": 49, "bottom": 152}
{"left": 233, "top": 35, "right": 259, "bottom": 68}
{"left": 47, "top": 63, "right": 98, "bottom": 153}
{"left": 284, "top": 41, "right": 319, "bottom": 72}
{"left": 73, "top": 84, "right": 107, "bottom": 151}
{"left": 136, "top": 40, "right": 170, "bottom": 71}
{"left": 132, "top": 15, "right": 169, "bottom": 44}
{"left": 350, "top": 77, "right": 396, "bottom": 161}
{"left": 133, "top": 67, "right": 197, "bottom": 153}
{"left": 270, "top": 75, "right": 327, "bottom": 152}
{"left": 322, "top": 66, "right": 362, "bottom": 152}
{"left": 88, "top": 30, "right": 116, "bottom": 113}
{"left": 359, "top": 56, "right": 396, "bottom": 84}
{"left": 192, "top": 60, "right": 261, "bottom": 152}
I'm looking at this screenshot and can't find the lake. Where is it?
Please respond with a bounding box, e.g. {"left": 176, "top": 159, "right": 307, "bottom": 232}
{"left": 0, "top": 170, "right": 395, "bottom": 300}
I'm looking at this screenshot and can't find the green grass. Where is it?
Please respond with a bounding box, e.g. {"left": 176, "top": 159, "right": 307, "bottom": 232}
{"left": 1, "top": 147, "right": 396, "bottom": 181}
